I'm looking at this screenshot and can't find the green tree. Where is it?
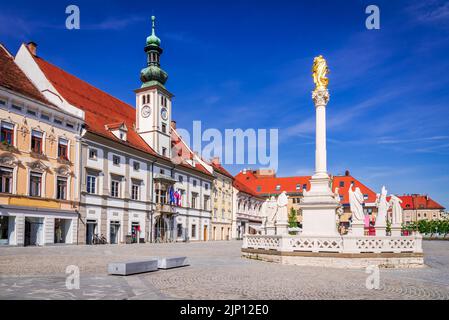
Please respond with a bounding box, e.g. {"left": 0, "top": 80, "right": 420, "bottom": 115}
{"left": 288, "top": 208, "right": 298, "bottom": 228}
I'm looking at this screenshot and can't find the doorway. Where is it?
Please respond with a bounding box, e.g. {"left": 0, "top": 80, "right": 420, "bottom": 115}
{"left": 110, "top": 221, "right": 120, "bottom": 244}
{"left": 131, "top": 222, "right": 140, "bottom": 244}
{"left": 203, "top": 225, "right": 208, "bottom": 241}
{"left": 25, "top": 217, "right": 43, "bottom": 246}
{"left": 85, "top": 220, "right": 97, "bottom": 245}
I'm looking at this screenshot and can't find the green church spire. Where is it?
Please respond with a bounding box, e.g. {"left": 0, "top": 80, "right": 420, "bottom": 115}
{"left": 140, "top": 16, "right": 168, "bottom": 88}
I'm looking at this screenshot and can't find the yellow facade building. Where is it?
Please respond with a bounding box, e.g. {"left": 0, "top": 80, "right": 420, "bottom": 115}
{"left": 210, "top": 158, "right": 233, "bottom": 240}
{"left": 0, "top": 44, "right": 83, "bottom": 246}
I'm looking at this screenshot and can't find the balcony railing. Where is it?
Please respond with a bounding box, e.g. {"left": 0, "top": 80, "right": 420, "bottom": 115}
{"left": 156, "top": 203, "right": 176, "bottom": 214}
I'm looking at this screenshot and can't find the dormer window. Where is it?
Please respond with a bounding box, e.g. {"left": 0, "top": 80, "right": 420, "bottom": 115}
{"left": 107, "top": 122, "right": 128, "bottom": 141}
{"left": 275, "top": 185, "right": 281, "bottom": 191}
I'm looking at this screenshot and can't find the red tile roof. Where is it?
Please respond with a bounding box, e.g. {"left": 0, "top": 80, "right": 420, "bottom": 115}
{"left": 233, "top": 178, "right": 263, "bottom": 198}
{"left": 211, "top": 162, "right": 234, "bottom": 179}
{"left": 234, "top": 171, "right": 377, "bottom": 205}
{"left": 0, "top": 44, "right": 53, "bottom": 106}
{"left": 30, "top": 50, "right": 212, "bottom": 177}
{"left": 397, "top": 194, "right": 445, "bottom": 210}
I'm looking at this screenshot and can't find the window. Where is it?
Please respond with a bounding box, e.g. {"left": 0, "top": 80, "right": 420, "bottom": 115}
{"left": 66, "top": 123, "right": 74, "bottom": 129}
{"left": 0, "top": 99, "right": 5, "bottom": 106}
{"left": 191, "top": 192, "right": 198, "bottom": 209}
{"left": 0, "top": 167, "right": 12, "bottom": 193}
{"left": 131, "top": 182, "right": 140, "bottom": 200}
{"left": 161, "top": 123, "right": 166, "bottom": 133}
{"left": 56, "top": 177, "right": 67, "bottom": 200}
{"left": 1, "top": 121, "right": 14, "bottom": 145}
{"left": 110, "top": 179, "right": 120, "bottom": 198}
{"left": 203, "top": 196, "right": 210, "bottom": 210}
{"left": 88, "top": 148, "right": 98, "bottom": 160}
{"left": 53, "top": 118, "right": 63, "bottom": 125}
{"left": 112, "top": 155, "right": 120, "bottom": 166}
{"left": 256, "top": 186, "right": 261, "bottom": 192}
{"left": 40, "top": 113, "right": 50, "bottom": 121}
{"left": 160, "top": 169, "right": 165, "bottom": 175}
{"left": 222, "top": 209, "right": 225, "bottom": 219}
{"left": 303, "top": 184, "right": 307, "bottom": 190}
{"left": 12, "top": 105, "right": 22, "bottom": 111}
{"left": 177, "top": 224, "right": 183, "bottom": 238}
{"left": 296, "top": 184, "right": 301, "bottom": 190}
{"left": 275, "top": 185, "right": 281, "bottom": 191}
{"left": 31, "top": 130, "right": 43, "bottom": 154}
{"left": 205, "top": 183, "right": 209, "bottom": 191}
{"left": 193, "top": 180, "right": 197, "bottom": 187}
{"left": 29, "top": 172, "right": 42, "bottom": 197}
{"left": 86, "top": 175, "right": 97, "bottom": 194}
{"left": 162, "top": 147, "right": 167, "bottom": 157}
{"left": 363, "top": 194, "right": 369, "bottom": 200}
{"left": 339, "top": 181, "right": 345, "bottom": 187}
{"left": 133, "top": 161, "right": 140, "bottom": 171}
{"left": 178, "top": 175, "right": 183, "bottom": 183}
{"left": 191, "top": 224, "right": 196, "bottom": 238}
{"left": 27, "top": 109, "right": 37, "bottom": 116}
{"left": 58, "top": 138, "right": 68, "bottom": 160}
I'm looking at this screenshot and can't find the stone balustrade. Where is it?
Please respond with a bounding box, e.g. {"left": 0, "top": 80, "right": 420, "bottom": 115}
{"left": 243, "top": 233, "right": 423, "bottom": 254}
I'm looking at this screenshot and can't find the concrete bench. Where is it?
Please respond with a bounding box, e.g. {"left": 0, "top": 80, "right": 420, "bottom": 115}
{"left": 157, "top": 256, "right": 189, "bottom": 269}
{"left": 108, "top": 259, "right": 158, "bottom": 276}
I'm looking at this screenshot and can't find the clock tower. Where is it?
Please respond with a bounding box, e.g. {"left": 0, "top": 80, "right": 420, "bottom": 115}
{"left": 135, "top": 16, "right": 173, "bottom": 158}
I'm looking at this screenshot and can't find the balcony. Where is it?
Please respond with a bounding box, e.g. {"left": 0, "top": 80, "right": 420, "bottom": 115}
{"left": 156, "top": 203, "right": 176, "bottom": 214}
{"left": 153, "top": 173, "right": 176, "bottom": 184}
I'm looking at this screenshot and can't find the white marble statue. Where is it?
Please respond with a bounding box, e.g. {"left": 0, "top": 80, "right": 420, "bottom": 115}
{"left": 334, "top": 187, "right": 340, "bottom": 203}
{"left": 348, "top": 183, "right": 365, "bottom": 223}
{"left": 276, "top": 191, "right": 289, "bottom": 223}
{"left": 267, "top": 196, "right": 277, "bottom": 224}
{"left": 261, "top": 200, "right": 268, "bottom": 232}
{"left": 375, "top": 186, "right": 390, "bottom": 227}
{"left": 389, "top": 195, "right": 403, "bottom": 225}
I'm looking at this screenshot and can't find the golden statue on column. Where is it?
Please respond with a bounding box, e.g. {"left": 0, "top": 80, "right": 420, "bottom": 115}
{"left": 312, "top": 55, "right": 330, "bottom": 91}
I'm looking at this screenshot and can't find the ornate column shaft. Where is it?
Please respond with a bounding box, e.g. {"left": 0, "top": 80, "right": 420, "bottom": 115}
{"left": 312, "top": 89, "right": 330, "bottom": 178}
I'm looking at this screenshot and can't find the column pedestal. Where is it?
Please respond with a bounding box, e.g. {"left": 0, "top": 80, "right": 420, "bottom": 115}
{"left": 375, "top": 225, "right": 386, "bottom": 237}
{"left": 266, "top": 225, "right": 276, "bottom": 236}
{"left": 391, "top": 224, "right": 402, "bottom": 236}
{"left": 300, "top": 175, "right": 340, "bottom": 236}
{"left": 275, "top": 221, "right": 289, "bottom": 236}
{"left": 350, "top": 222, "right": 365, "bottom": 236}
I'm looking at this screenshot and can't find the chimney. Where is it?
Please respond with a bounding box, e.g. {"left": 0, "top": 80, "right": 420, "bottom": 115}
{"left": 171, "top": 120, "right": 177, "bottom": 129}
{"left": 211, "top": 157, "right": 220, "bottom": 165}
{"left": 242, "top": 168, "right": 247, "bottom": 175}
{"left": 345, "top": 170, "right": 350, "bottom": 176}
{"left": 27, "top": 41, "right": 37, "bottom": 56}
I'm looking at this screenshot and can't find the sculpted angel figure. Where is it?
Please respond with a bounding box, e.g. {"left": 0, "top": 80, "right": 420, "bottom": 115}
{"left": 375, "top": 186, "right": 390, "bottom": 227}
{"left": 389, "top": 195, "right": 403, "bottom": 225}
{"left": 348, "top": 183, "right": 365, "bottom": 223}
{"left": 312, "top": 55, "right": 329, "bottom": 90}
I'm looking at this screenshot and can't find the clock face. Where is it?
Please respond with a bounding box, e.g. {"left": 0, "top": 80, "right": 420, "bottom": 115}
{"left": 161, "top": 107, "right": 168, "bottom": 120}
{"left": 141, "top": 105, "right": 151, "bottom": 118}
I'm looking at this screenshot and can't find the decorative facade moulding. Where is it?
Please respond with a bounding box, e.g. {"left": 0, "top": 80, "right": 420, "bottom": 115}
{"left": 0, "top": 153, "right": 20, "bottom": 167}
{"left": 27, "top": 160, "right": 49, "bottom": 173}
{"left": 54, "top": 165, "right": 72, "bottom": 177}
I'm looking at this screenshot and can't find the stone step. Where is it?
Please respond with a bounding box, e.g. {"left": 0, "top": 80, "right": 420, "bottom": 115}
{"left": 108, "top": 259, "right": 159, "bottom": 276}
{"left": 157, "top": 256, "right": 189, "bottom": 269}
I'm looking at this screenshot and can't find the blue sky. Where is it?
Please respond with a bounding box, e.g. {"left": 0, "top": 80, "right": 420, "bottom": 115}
{"left": 1, "top": 0, "right": 449, "bottom": 208}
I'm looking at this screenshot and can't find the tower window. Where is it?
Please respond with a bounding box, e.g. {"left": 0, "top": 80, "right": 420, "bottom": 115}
{"left": 162, "top": 123, "right": 166, "bottom": 133}
{"left": 162, "top": 147, "right": 167, "bottom": 157}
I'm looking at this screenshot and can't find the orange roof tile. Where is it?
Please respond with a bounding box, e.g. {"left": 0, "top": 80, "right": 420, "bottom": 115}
{"left": 234, "top": 171, "right": 377, "bottom": 205}
{"left": 0, "top": 45, "right": 53, "bottom": 106}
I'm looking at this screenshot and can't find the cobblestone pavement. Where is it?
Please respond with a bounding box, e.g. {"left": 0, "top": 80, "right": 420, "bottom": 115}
{"left": 0, "top": 240, "right": 449, "bottom": 300}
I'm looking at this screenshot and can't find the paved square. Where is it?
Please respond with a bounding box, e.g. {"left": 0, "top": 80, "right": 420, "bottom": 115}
{"left": 0, "top": 240, "right": 448, "bottom": 300}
